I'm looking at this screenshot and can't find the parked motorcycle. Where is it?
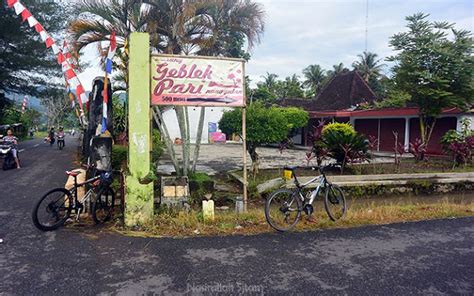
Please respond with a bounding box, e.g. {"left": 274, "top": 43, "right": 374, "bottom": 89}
{"left": 0, "top": 143, "right": 17, "bottom": 170}
{"left": 57, "top": 135, "right": 65, "bottom": 150}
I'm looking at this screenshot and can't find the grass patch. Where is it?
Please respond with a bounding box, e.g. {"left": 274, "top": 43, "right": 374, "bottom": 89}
{"left": 115, "top": 199, "right": 474, "bottom": 237}
{"left": 34, "top": 131, "right": 48, "bottom": 139}
{"left": 189, "top": 172, "right": 212, "bottom": 182}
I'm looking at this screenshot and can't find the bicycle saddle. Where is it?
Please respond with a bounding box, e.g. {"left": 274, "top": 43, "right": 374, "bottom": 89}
{"left": 283, "top": 166, "right": 297, "bottom": 171}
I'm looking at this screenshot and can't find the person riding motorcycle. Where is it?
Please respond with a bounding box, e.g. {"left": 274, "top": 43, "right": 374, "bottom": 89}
{"left": 49, "top": 127, "right": 55, "bottom": 146}
{"left": 2, "top": 128, "right": 21, "bottom": 169}
{"left": 57, "top": 127, "right": 65, "bottom": 149}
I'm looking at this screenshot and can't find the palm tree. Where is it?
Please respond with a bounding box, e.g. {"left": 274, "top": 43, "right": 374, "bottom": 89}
{"left": 352, "top": 51, "right": 385, "bottom": 82}
{"left": 302, "top": 64, "right": 326, "bottom": 95}
{"left": 260, "top": 72, "right": 278, "bottom": 90}
{"left": 69, "top": 0, "right": 147, "bottom": 50}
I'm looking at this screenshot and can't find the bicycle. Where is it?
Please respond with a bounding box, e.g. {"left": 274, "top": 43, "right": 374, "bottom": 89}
{"left": 32, "top": 169, "right": 115, "bottom": 231}
{"left": 265, "top": 165, "right": 347, "bottom": 232}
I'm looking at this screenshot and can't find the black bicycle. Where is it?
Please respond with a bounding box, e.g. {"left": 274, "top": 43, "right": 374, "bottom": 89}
{"left": 265, "top": 165, "right": 347, "bottom": 232}
{"left": 32, "top": 169, "right": 115, "bottom": 231}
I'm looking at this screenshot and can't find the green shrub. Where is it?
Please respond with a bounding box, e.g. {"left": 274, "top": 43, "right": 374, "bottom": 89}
{"left": 152, "top": 130, "right": 164, "bottom": 164}
{"left": 112, "top": 145, "right": 128, "bottom": 169}
{"left": 322, "top": 122, "right": 356, "bottom": 138}
{"left": 321, "top": 122, "right": 369, "bottom": 165}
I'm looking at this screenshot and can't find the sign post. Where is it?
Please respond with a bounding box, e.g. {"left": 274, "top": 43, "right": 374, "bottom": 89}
{"left": 151, "top": 54, "right": 247, "bottom": 211}
{"left": 125, "top": 33, "right": 154, "bottom": 226}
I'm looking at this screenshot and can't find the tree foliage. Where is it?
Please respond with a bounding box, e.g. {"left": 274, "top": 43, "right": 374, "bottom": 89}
{"left": 388, "top": 13, "right": 473, "bottom": 149}
{"left": 1, "top": 0, "right": 71, "bottom": 96}
{"left": 219, "top": 103, "right": 308, "bottom": 175}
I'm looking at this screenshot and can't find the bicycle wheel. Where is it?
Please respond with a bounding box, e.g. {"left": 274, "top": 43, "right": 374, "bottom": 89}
{"left": 324, "top": 184, "right": 347, "bottom": 221}
{"left": 32, "top": 188, "right": 72, "bottom": 231}
{"left": 92, "top": 187, "right": 115, "bottom": 224}
{"left": 265, "top": 189, "right": 302, "bottom": 232}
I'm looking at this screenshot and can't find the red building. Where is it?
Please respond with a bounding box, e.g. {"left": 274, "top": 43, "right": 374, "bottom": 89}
{"left": 279, "top": 70, "right": 473, "bottom": 154}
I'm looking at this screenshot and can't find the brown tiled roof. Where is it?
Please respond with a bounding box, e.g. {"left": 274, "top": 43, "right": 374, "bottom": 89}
{"left": 313, "top": 70, "right": 377, "bottom": 111}
{"left": 274, "top": 98, "right": 315, "bottom": 111}
{"left": 276, "top": 70, "right": 377, "bottom": 112}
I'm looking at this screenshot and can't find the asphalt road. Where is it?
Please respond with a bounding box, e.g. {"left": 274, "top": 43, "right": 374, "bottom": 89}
{"left": 1, "top": 137, "right": 473, "bottom": 295}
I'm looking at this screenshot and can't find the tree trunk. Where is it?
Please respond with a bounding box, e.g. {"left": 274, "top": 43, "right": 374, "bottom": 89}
{"left": 192, "top": 107, "right": 206, "bottom": 173}
{"left": 175, "top": 106, "right": 188, "bottom": 176}
{"left": 151, "top": 107, "right": 180, "bottom": 173}
{"left": 184, "top": 106, "right": 191, "bottom": 173}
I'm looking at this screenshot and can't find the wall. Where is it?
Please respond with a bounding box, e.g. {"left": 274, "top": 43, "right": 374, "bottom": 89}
{"left": 161, "top": 107, "right": 231, "bottom": 143}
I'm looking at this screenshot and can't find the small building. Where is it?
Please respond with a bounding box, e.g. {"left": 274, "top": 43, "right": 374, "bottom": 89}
{"left": 279, "top": 70, "right": 473, "bottom": 154}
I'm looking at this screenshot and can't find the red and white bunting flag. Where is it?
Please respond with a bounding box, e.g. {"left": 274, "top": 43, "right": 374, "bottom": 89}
{"left": 57, "top": 52, "right": 65, "bottom": 64}
{"left": 7, "top": 0, "right": 18, "bottom": 8}
{"left": 51, "top": 43, "right": 60, "bottom": 54}
{"left": 13, "top": 2, "right": 24, "bottom": 14}
{"left": 27, "top": 16, "right": 38, "bottom": 27}
{"left": 21, "top": 96, "right": 27, "bottom": 113}
{"left": 65, "top": 69, "right": 76, "bottom": 80}
{"left": 5, "top": 0, "right": 88, "bottom": 116}
{"left": 34, "top": 23, "right": 44, "bottom": 33}
{"left": 45, "top": 37, "right": 54, "bottom": 48}
{"left": 68, "top": 76, "right": 80, "bottom": 89}
{"left": 20, "top": 9, "right": 31, "bottom": 21}
{"left": 39, "top": 30, "right": 48, "bottom": 42}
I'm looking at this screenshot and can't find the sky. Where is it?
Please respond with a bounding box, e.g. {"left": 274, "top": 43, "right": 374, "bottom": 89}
{"left": 77, "top": 0, "right": 473, "bottom": 90}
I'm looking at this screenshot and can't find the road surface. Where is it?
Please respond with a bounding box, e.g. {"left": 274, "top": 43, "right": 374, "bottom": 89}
{"left": 1, "top": 137, "right": 473, "bottom": 295}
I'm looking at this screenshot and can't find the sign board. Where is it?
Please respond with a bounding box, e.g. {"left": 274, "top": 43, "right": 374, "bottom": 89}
{"left": 209, "top": 132, "right": 226, "bottom": 143}
{"left": 208, "top": 122, "right": 217, "bottom": 133}
{"left": 151, "top": 55, "right": 245, "bottom": 107}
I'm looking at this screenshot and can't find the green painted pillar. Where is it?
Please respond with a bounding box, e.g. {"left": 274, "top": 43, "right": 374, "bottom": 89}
{"left": 126, "top": 32, "right": 154, "bottom": 227}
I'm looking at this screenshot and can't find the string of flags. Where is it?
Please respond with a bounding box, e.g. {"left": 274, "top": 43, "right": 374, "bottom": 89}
{"left": 101, "top": 31, "right": 116, "bottom": 133}
{"left": 5, "top": 0, "right": 88, "bottom": 120}
{"left": 21, "top": 96, "right": 27, "bottom": 113}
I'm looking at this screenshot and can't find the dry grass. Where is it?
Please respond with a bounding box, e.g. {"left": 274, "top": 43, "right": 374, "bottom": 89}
{"left": 115, "top": 199, "right": 474, "bottom": 238}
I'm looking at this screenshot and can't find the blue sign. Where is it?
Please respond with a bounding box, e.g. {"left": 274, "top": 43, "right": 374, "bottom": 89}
{"left": 208, "top": 122, "right": 217, "bottom": 133}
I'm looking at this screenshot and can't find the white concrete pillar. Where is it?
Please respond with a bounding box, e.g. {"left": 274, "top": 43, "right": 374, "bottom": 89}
{"left": 404, "top": 117, "right": 410, "bottom": 151}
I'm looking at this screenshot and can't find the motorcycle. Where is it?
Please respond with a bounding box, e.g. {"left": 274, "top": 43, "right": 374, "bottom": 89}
{"left": 57, "top": 134, "right": 65, "bottom": 150}
{"left": 0, "top": 143, "right": 17, "bottom": 170}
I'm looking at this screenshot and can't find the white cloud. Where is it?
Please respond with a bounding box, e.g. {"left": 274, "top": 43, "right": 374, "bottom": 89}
{"left": 75, "top": 0, "right": 473, "bottom": 89}
{"left": 245, "top": 0, "right": 473, "bottom": 85}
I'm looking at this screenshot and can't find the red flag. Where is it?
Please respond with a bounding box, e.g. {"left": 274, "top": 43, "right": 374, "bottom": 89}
{"left": 20, "top": 9, "right": 31, "bottom": 21}
{"left": 57, "top": 52, "right": 65, "bottom": 64}
{"left": 34, "top": 23, "right": 44, "bottom": 33}
{"left": 7, "top": 0, "right": 18, "bottom": 8}
{"left": 45, "top": 37, "right": 54, "bottom": 48}
{"left": 65, "top": 69, "right": 76, "bottom": 80}
{"left": 76, "top": 85, "right": 85, "bottom": 96}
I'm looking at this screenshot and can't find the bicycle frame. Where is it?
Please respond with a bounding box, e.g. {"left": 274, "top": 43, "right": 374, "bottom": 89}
{"left": 68, "top": 174, "right": 101, "bottom": 213}
{"left": 292, "top": 169, "right": 329, "bottom": 206}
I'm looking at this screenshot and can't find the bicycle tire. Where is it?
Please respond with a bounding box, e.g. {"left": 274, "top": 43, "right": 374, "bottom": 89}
{"left": 265, "top": 188, "right": 302, "bottom": 232}
{"left": 324, "top": 184, "right": 347, "bottom": 221}
{"left": 32, "top": 188, "right": 72, "bottom": 231}
{"left": 92, "top": 187, "right": 115, "bottom": 224}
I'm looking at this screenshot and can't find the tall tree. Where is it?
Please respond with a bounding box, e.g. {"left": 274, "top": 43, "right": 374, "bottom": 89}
{"left": 302, "top": 64, "right": 326, "bottom": 96}
{"left": 1, "top": 0, "right": 71, "bottom": 96}
{"left": 388, "top": 13, "right": 473, "bottom": 153}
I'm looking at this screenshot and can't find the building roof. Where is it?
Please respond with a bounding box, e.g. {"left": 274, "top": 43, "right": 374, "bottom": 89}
{"left": 275, "top": 70, "right": 378, "bottom": 112}
{"left": 312, "top": 69, "right": 377, "bottom": 111}
{"left": 309, "top": 107, "right": 466, "bottom": 118}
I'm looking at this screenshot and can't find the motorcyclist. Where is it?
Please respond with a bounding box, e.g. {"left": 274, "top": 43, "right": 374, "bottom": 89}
{"left": 2, "top": 128, "right": 21, "bottom": 169}
{"left": 49, "top": 127, "right": 55, "bottom": 146}
{"left": 57, "top": 127, "right": 65, "bottom": 147}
